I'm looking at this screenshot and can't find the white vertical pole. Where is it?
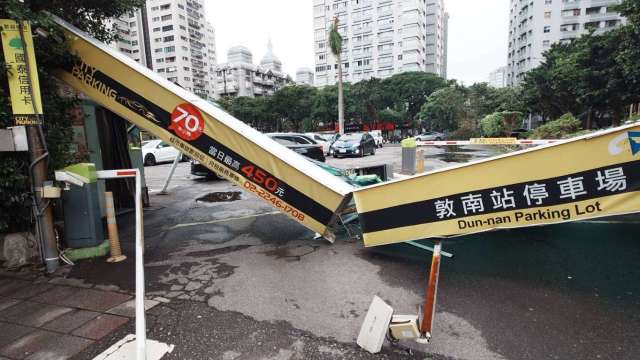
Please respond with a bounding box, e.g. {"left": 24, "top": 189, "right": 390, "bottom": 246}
{"left": 135, "top": 169, "right": 147, "bottom": 359}
{"left": 159, "top": 153, "right": 181, "bottom": 195}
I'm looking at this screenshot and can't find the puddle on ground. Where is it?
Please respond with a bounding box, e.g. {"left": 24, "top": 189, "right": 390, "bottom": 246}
{"left": 196, "top": 191, "right": 242, "bottom": 203}
{"left": 432, "top": 152, "right": 474, "bottom": 163}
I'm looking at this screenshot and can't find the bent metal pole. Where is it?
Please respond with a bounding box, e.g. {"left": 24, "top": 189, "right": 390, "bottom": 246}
{"left": 420, "top": 240, "right": 442, "bottom": 339}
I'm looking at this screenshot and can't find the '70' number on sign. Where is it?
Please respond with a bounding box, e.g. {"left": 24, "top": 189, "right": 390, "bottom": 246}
{"left": 169, "top": 103, "right": 204, "bottom": 141}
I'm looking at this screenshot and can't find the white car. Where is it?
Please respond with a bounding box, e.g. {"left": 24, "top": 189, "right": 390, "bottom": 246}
{"left": 369, "top": 130, "right": 384, "bottom": 148}
{"left": 305, "top": 133, "right": 331, "bottom": 155}
{"left": 142, "top": 139, "right": 182, "bottom": 166}
{"left": 415, "top": 131, "right": 446, "bottom": 141}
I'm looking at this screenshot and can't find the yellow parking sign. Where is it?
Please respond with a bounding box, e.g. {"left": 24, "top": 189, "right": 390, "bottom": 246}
{"left": 0, "top": 20, "right": 43, "bottom": 125}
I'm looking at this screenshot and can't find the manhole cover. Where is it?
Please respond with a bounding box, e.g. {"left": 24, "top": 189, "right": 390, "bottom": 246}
{"left": 196, "top": 191, "right": 242, "bottom": 203}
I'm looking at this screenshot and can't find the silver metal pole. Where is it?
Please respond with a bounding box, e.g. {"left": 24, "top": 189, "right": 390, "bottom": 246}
{"left": 135, "top": 170, "right": 147, "bottom": 359}
{"left": 159, "top": 153, "right": 181, "bottom": 195}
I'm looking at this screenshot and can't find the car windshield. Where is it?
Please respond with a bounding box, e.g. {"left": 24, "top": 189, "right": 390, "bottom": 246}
{"left": 338, "top": 133, "right": 362, "bottom": 141}
{"left": 142, "top": 140, "right": 158, "bottom": 148}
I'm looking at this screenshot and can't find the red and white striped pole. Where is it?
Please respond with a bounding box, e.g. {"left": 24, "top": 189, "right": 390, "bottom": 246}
{"left": 96, "top": 169, "right": 146, "bottom": 360}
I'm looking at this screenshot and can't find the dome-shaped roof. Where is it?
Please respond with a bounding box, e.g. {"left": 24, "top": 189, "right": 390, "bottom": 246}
{"left": 260, "top": 40, "right": 282, "bottom": 71}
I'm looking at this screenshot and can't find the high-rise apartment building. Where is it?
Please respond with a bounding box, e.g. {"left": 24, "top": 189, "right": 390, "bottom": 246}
{"left": 296, "top": 68, "right": 315, "bottom": 85}
{"left": 507, "top": 0, "right": 625, "bottom": 86}
{"left": 313, "top": 0, "right": 449, "bottom": 87}
{"left": 489, "top": 66, "right": 508, "bottom": 88}
{"left": 108, "top": 9, "right": 149, "bottom": 67}
{"left": 109, "top": 0, "right": 218, "bottom": 99}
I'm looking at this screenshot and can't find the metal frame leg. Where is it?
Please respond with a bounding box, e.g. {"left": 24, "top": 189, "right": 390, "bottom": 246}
{"left": 419, "top": 240, "right": 442, "bottom": 341}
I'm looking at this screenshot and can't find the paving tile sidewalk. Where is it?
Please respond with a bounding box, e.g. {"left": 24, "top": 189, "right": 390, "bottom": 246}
{"left": 0, "top": 273, "right": 155, "bottom": 360}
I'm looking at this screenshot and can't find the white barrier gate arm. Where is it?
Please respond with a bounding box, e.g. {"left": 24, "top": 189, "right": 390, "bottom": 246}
{"left": 95, "top": 170, "right": 147, "bottom": 360}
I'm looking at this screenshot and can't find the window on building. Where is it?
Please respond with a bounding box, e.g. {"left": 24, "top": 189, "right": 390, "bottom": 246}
{"left": 157, "top": 68, "right": 165, "bottom": 72}
{"left": 153, "top": 27, "right": 160, "bottom": 32}
{"left": 160, "top": 4, "right": 170, "bottom": 10}
{"left": 543, "top": 40, "right": 551, "bottom": 47}
{"left": 161, "top": 14, "right": 172, "bottom": 21}
{"left": 168, "top": 77, "right": 178, "bottom": 82}
{"left": 164, "top": 46, "right": 175, "bottom": 53}
{"left": 156, "top": 58, "right": 164, "bottom": 63}
{"left": 561, "top": 9, "right": 581, "bottom": 17}
{"left": 544, "top": 11, "right": 551, "bottom": 19}
{"left": 164, "top": 35, "right": 174, "bottom": 42}
{"left": 162, "top": 25, "right": 173, "bottom": 32}
{"left": 165, "top": 56, "right": 176, "bottom": 63}
{"left": 151, "top": 6, "right": 159, "bottom": 11}
{"left": 545, "top": 0, "right": 552, "bottom": 4}
{"left": 154, "top": 37, "right": 162, "bottom": 43}
{"left": 152, "top": 17, "right": 159, "bottom": 22}
{"left": 178, "top": 4, "right": 184, "bottom": 9}
{"left": 544, "top": 26, "right": 551, "bottom": 33}
{"left": 184, "top": 77, "right": 191, "bottom": 81}
{"left": 154, "top": 48, "right": 163, "bottom": 53}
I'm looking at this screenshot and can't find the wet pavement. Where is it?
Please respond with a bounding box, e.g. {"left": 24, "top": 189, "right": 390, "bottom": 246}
{"left": 28, "top": 144, "right": 640, "bottom": 359}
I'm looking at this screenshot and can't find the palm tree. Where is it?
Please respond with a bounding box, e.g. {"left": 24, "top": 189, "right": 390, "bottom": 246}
{"left": 329, "top": 17, "right": 344, "bottom": 134}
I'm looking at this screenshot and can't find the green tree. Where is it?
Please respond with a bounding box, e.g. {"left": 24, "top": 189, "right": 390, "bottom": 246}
{"left": 382, "top": 72, "right": 451, "bottom": 123}
{"left": 272, "top": 85, "right": 317, "bottom": 132}
{"left": 329, "top": 18, "right": 344, "bottom": 134}
{"left": 351, "top": 78, "right": 392, "bottom": 126}
{"left": 419, "top": 87, "right": 466, "bottom": 132}
{"left": 0, "top": 0, "right": 144, "bottom": 233}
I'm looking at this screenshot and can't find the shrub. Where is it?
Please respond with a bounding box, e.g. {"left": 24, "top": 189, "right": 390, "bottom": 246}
{"left": 530, "top": 113, "right": 582, "bottom": 139}
{"left": 480, "top": 111, "right": 524, "bottom": 137}
{"left": 480, "top": 113, "right": 506, "bottom": 137}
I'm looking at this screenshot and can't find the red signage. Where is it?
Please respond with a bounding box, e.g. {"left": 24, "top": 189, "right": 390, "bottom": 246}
{"left": 169, "top": 103, "right": 204, "bottom": 141}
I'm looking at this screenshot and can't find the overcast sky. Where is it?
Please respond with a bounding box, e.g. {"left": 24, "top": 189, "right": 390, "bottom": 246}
{"left": 205, "top": 0, "right": 510, "bottom": 85}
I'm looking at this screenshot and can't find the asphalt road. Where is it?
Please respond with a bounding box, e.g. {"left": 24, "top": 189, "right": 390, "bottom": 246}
{"left": 71, "top": 145, "right": 639, "bottom": 360}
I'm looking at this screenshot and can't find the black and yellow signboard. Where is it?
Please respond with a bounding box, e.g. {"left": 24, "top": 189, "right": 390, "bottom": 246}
{"left": 0, "top": 20, "right": 43, "bottom": 126}
{"left": 50, "top": 16, "right": 353, "bottom": 239}
{"left": 354, "top": 125, "right": 640, "bottom": 247}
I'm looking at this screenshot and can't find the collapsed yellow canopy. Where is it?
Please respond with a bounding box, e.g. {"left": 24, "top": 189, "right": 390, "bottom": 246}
{"left": 354, "top": 125, "right": 640, "bottom": 247}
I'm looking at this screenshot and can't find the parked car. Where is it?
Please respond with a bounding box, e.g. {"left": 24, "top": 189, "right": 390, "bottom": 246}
{"left": 267, "top": 133, "right": 326, "bottom": 162}
{"left": 415, "top": 131, "right": 446, "bottom": 141}
{"left": 190, "top": 133, "right": 325, "bottom": 179}
{"left": 305, "top": 133, "right": 331, "bottom": 155}
{"left": 331, "top": 132, "right": 377, "bottom": 158}
{"left": 190, "top": 159, "right": 220, "bottom": 180}
{"left": 142, "top": 139, "right": 182, "bottom": 166}
{"left": 369, "top": 130, "right": 384, "bottom": 148}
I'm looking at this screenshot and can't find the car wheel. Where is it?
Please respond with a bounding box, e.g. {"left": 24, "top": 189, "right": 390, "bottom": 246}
{"left": 435, "top": 137, "right": 442, "bottom": 141}
{"left": 371, "top": 146, "right": 376, "bottom": 155}
{"left": 144, "top": 154, "right": 156, "bottom": 166}
{"left": 360, "top": 146, "right": 365, "bottom": 157}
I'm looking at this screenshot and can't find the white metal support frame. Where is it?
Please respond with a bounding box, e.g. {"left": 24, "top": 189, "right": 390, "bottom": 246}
{"left": 159, "top": 153, "right": 182, "bottom": 195}
{"left": 95, "top": 169, "right": 147, "bottom": 360}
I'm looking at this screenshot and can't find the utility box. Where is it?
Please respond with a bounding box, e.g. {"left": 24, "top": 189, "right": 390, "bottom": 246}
{"left": 401, "top": 138, "right": 417, "bottom": 175}
{"left": 61, "top": 163, "right": 104, "bottom": 248}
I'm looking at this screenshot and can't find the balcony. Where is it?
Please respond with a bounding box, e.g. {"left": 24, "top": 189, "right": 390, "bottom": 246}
{"left": 186, "top": 0, "right": 202, "bottom": 10}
